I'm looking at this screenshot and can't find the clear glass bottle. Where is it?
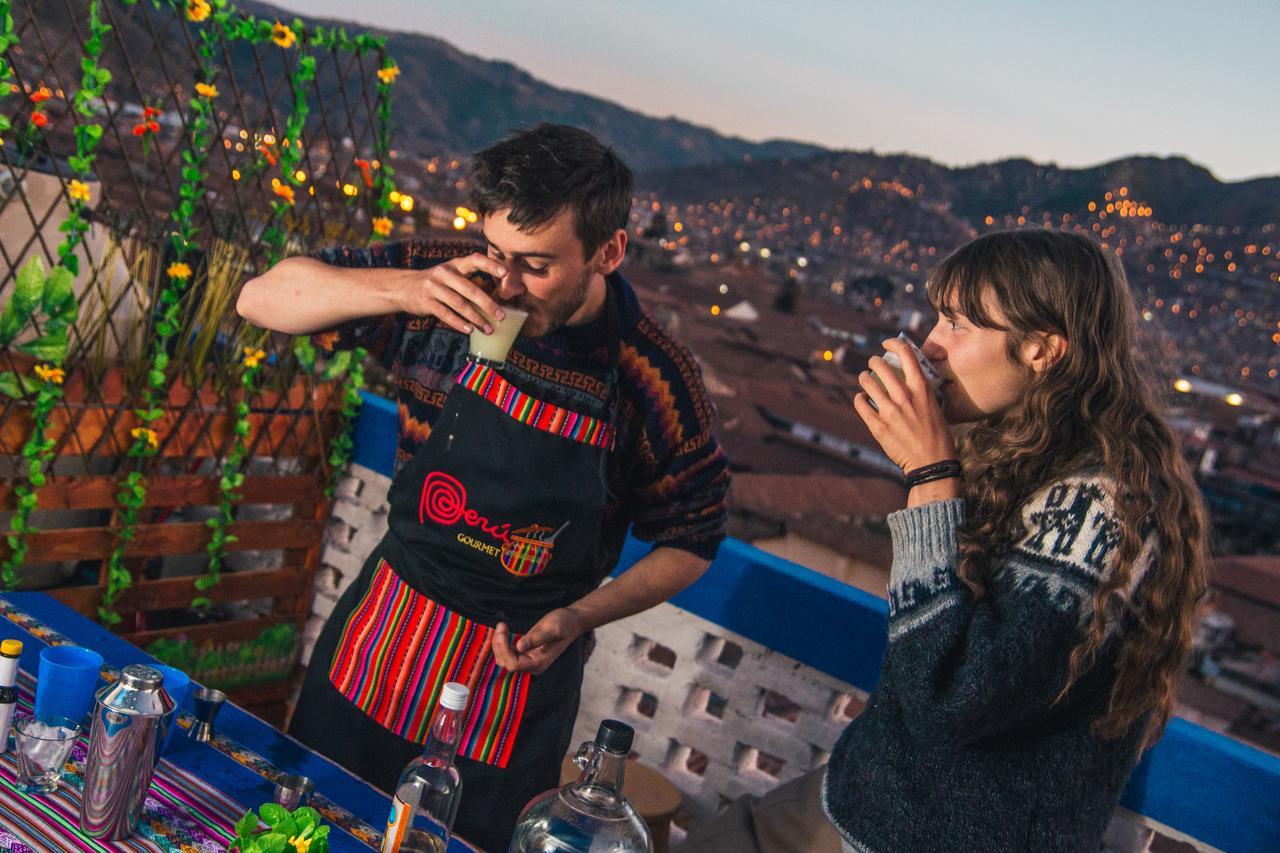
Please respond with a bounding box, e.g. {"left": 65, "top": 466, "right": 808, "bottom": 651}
{"left": 382, "top": 682, "right": 469, "bottom": 853}
{"left": 508, "top": 719, "right": 652, "bottom": 853}
{"left": 0, "top": 639, "right": 20, "bottom": 751}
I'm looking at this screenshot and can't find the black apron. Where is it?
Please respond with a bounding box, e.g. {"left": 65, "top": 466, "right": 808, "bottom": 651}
{"left": 291, "top": 295, "right": 621, "bottom": 852}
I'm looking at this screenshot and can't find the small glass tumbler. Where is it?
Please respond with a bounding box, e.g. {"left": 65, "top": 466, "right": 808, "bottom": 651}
{"left": 13, "top": 714, "right": 81, "bottom": 795}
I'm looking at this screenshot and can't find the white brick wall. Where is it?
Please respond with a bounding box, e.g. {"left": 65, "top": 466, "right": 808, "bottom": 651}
{"left": 300, "top": 463, "right": 391, "bottom": 666}
{"left": 570, "top": 598, "right": 865, "bottom": 827}
{"left": 305, "top": 464, "right": 1168, "bottom": 851}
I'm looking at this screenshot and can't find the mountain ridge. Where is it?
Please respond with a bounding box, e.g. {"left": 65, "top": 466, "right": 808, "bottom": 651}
{"left": 235, "top": 0, "right": 1276, "bottom": 228}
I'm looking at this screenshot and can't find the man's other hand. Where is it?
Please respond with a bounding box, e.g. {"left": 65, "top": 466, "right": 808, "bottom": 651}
{"left": 492, "top": 608, "right": 587, "bottom": 675}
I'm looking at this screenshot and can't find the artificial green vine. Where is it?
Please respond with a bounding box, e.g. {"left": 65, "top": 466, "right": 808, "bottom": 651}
{"left": 0, "top": 1, "right": 17, "bottom": 144}
{"left": 280, "top": 24, "right": 386, "bottom": 370}
{"left": 312, "top": 50, "right": 395, "bottom": 497}
{"left": 291, "top": 28, "right": 389, "bottom": 494}
{"left": 224, "top": 16, "right": 310, "bottom": 264}
{"left": 372, "top": 57, "right": 397, "bottom": 227}
{"left": 0, "top": 1, "right": 108, "bottom": 589}
{"left": 192, "top": 345, "right": 264, "bottom": 611}
{"left": 195, "top": 11, "right": 312, "bottom": 609}
{"left": 101, "top": 0, "right": 228, "bottom": 625}
{"left": 0, "top": 259, "right": 77, "bottom": 588}
{"left": 321, "top": 346, "right": 366, "bottom": 497}
{"left": 60, "top": 0, "right": 111, "bottom": 275}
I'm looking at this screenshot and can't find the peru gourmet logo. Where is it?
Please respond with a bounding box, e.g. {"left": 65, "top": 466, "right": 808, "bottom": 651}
{"left": 419, "top": 471, "right": 567, "bottom": 576}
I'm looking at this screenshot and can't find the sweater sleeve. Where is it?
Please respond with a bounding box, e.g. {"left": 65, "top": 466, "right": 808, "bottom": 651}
{"left": 307, "top": 242, "right": 411, "bottom": 370}
{"left": 307, "top": 239, "right": 479, "bottom": 369}
{"left": 881, "top": 475, "right": 1149, "bottom": 746}
{"left": 621, "top": 327, "right": 731, "bottom": 561}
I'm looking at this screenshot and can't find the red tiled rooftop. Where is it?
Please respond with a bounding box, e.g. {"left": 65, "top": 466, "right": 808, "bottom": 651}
{"left": 1209, "top": 555, "right": 1280, "bottom": 609}
{"left": 731, "top": 472, "right": 904, "bottom": 521}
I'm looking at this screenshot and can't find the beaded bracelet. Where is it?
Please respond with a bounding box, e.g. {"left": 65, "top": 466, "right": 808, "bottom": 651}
{"left": 904, "top": 459, "right": 962, "bottom": 490}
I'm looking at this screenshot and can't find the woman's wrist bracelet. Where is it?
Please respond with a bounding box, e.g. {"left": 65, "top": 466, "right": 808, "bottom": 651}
{"left": 904, "top": 459, "right": 962, "bottom": 490}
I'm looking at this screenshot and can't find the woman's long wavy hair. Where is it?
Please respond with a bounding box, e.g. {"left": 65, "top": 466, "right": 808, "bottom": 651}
{"left": 928, "top": 228, "right": 1207, "bottom": 747}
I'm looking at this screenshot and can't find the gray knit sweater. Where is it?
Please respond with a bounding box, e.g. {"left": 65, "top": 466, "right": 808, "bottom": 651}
{"left": 823, "top": 473, "right": 1155, "bottom": 852}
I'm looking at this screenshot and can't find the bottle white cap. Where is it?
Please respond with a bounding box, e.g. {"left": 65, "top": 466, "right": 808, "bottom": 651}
{"left": 439, "top": 682, "right": 469, "bottom": 711}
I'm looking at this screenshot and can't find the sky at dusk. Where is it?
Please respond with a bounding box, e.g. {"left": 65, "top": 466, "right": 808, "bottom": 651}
{"left": 269, "top": 0, "right": 1278, "bottom": 181}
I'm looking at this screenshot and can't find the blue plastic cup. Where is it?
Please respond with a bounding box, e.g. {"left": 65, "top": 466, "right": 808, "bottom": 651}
{"left": 34, "top": 646, "right": 104, "bottom": 724}
{"left": 152, "top": 664, "right": 191, "bottom": 755}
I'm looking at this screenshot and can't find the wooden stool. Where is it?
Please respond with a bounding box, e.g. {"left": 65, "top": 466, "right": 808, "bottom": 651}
{"left": 560, "top": 754, "right": 682, "bottom": 852}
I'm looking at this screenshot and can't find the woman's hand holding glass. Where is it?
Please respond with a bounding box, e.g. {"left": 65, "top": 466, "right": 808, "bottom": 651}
{"left": 854, "top": 337, "right": 956, "bottom": 475}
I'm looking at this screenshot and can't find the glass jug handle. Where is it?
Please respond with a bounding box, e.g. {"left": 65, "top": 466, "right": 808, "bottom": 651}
{"left": 573, "top": 740, "right": 596, "bottom": 771}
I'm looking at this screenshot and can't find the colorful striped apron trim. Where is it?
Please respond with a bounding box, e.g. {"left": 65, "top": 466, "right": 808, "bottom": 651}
{"left": 457, "top": 360, "right": 616, "bottom": 450}
{"left": 328, "top": 558, "right": 531, "bottom": 768}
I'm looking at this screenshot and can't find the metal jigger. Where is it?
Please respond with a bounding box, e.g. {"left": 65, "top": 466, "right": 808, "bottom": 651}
{"left": 273, "top": 774, "right": 315, "bottom": 810}
{"left": 188, "top": 687, "right": 226, "bottom": 743}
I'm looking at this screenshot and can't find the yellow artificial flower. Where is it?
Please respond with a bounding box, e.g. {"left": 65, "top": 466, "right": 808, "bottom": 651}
{"left": 130, "top": 427, "right": 159, "bottom": 450}
{"left": 166, "top": 262, "right": 192, "bottom": 280}
{"left": 271, "top": 21, "right": 297, "bottom": 49}
{"left": 68, "top": 179, "right": 91, "bottom": 203}
{"left": 194, "top": 82, "right": 219, "bottom": 98}
{"left": 273, "top": 183, "right": 296, "bottom": 205}
{"left": 372, "top": 216, "right": 392, "bottom": 237}
{"left": 288, "top": 835, "right": 312, "bottom": 853}
{"left": 186, "top": 0, "right": 211, "bottom": 22}
{"left": 243, "top": 347, "right": 266, "bottom": 369}
{"left": 33, "top": 364, "right": 65, "bottom": 385}
{"left": 376, "top": 64, "right": 400, "bottom": 85}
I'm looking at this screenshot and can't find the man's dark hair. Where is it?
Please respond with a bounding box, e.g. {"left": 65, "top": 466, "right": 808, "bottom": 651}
{"left": 469, "top": 124, "right": 634, "bottom": 257}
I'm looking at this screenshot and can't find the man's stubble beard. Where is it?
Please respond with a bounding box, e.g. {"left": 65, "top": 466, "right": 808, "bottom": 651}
{"left": 515, "top": 266, "right": 592, "bottom": 338}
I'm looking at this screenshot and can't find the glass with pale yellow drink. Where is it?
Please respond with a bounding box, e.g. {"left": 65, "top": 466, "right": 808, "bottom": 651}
{"left": 468, "top": 306, "right": 528, "bottom": 365}
{"left": 464, "top": 271, "right": 528, "bottom": 366}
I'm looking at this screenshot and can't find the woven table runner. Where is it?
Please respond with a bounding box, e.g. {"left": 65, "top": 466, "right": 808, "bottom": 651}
{"left": 0, "top": 674, "right": 241, "bottom": 852}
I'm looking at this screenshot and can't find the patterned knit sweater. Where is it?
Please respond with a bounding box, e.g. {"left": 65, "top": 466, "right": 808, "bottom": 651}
{"left": 824, "top": 472, "right": 1156, "bottom": 852}
{"left": 309, "top": 239, "right": 731, "bottom": 576}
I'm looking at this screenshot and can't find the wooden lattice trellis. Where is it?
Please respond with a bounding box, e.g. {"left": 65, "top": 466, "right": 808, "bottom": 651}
{"left": 0, "top": 0, "right": 400, "bottom": 712}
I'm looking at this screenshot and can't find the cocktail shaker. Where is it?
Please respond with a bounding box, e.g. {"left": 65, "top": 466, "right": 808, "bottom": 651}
{"left": 79, "top": 664, "right": 173, "bottom": 841}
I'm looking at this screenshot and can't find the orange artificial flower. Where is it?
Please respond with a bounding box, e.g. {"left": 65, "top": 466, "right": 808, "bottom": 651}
{"left": 30, "top": 112, "right": 48, "bottom": 129}
{"left": 256, "top": 138, "right": 278, "bottom": 167}
{"left": 376, "top": 65, "right": 400, "bottom": 85}
{"left": 194, "top": 82, "right": 218, "bottom": 98}
{"left": 372, "top": 217, "right": 392, "bottom": 237}
{"left": 33, "top": 364, "right": 65, "bottom": 385}
{"left": 133, "top": 107, "right": 162, "bottom": 140}
{"left": 353, "top": 158, "right": 374, "bottom": 188}
{"left": 186, "top": 0, "right": 211, "bottom": 22}
{"left": 272, "top": 183, "right": 296, "bottom": 205}
{"left": 166, "top": 262, "right": 192, "bottom": 280}
{"left": 68, "top": 180, "right": 91, "bottom": 203}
